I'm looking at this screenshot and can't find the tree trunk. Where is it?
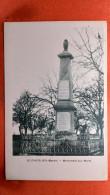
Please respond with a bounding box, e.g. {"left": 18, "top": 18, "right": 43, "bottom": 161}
{"left": 25, "top": 127, "right": 27, "bottom": 135}
{"left": 100, "top": 127, "right": 103, "bottom": 139}
{"left": 19, "top": 129, "right": 22, "bottom": 135}
{"left": 19, "top": 125, "right": 22, "bottom": 135}
{"left": 99, "top": 120, "right": 103, "bottom": 139}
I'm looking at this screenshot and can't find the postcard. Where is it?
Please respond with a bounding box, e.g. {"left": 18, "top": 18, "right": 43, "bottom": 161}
{"left": 4, "top": 21, "right": 107, "bottom": 180}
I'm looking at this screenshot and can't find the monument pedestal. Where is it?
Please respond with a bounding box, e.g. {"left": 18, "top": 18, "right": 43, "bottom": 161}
{"left": 55, "top": 39, "right": 77, "bottom": 141}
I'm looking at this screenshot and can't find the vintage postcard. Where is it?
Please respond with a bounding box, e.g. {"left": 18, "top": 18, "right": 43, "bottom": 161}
{"left": 4, "top": 21, "right": 107, "bottom": 180}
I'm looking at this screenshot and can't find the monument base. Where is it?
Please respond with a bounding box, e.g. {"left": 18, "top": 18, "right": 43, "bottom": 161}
{"left": 55, "top": 131, "right": 77, "bottom": 141}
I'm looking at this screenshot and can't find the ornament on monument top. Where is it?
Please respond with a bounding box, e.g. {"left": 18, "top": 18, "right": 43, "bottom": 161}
{"left": 58, "top": 39, "right": 73, "bottom": 59}
{"left": 63, "top": 39, "right": 68, "bottom": 51}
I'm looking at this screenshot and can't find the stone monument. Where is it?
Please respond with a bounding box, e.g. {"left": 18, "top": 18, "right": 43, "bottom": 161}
{"left": 55, "top": 39, "right": 77, "bottom": 140}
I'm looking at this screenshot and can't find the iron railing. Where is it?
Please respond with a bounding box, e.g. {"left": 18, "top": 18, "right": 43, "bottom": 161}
{"left": 13, "top": 135, "right": 103, "bottom": 156}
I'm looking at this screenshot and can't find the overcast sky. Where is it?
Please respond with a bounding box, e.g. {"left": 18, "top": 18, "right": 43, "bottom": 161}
{"left": 5, "top": 21, "right": 106, "bottom": 102}
{"left": 4, "top": 21, "right": 106, "bottom": 133}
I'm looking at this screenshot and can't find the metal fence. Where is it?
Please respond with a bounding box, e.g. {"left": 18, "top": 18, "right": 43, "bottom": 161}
{"left": 13, "top": 135, "right": 103, "bottom": 156}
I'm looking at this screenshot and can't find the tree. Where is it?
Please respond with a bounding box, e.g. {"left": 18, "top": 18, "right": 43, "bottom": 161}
{"left": 13, "top": 91, "right": 37, "bottom": 135}
{"left": 71, "top": 27, "right": 104, "bottom": 76}
{"left": 30, "top": 71, "right": 57, "bottom": 133}
{"left": 74, "top": 75, "right": 104, "bottom": 138}
{"left": 28, "top": 112, "right": 38, "bottom": 134}
{"left": 33, "top": 71, "right": 57, "bottom": 108}
{"left": 37, "top": 115, "right": 48, "bottom": 131}
{"left": 70, "top": 27, "right": 104, "bottom": 137}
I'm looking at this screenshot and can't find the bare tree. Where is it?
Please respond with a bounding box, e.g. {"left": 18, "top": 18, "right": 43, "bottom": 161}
{"left": 69, "top": 27, "right": 104, "bottom": 137}
{"left": 71, "top": 27, "right": 104, "bottom": 76}
{"left": 30, "top": 71, "right": 58, "bottom": 134}
{"left": 74, "top": 74, "right": 104, "bottom": 138}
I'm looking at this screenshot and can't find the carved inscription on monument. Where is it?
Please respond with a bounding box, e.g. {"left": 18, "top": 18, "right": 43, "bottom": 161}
{"left": 57, "top": 112, "right": 70, "bottom": 131}
{"left": 58, "top": 80, "right": 69, "bottom": 99}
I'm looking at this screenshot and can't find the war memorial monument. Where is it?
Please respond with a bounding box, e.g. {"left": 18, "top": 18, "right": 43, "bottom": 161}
{"left": 55, "top": 39, "right": 77, "bottom": 141}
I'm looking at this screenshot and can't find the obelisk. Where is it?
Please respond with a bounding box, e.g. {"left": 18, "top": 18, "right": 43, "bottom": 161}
{"left": 55, "top": 39, "right": 77, "bottom": 140}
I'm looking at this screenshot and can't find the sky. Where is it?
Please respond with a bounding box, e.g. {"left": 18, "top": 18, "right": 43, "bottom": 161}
{"left": 4, "top": 21, "right": 107, "bottom": 134}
